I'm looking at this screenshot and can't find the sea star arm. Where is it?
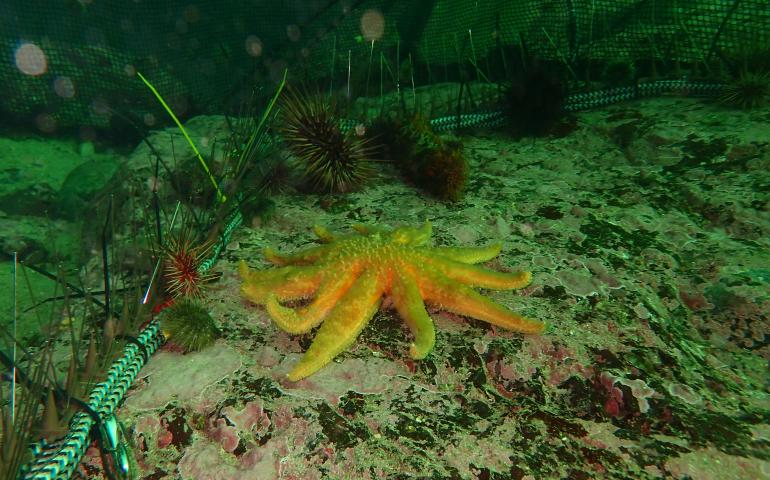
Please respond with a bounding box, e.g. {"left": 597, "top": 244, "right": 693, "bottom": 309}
{"left": 416, "top": 269, "right": 544, "bottom": 334}
{"left": 265, "top": 262, "right": 362, "bottom": 334}
{"left": 312, "top": 225, "right": 337, "bottom": 242}
{"left": 351, "top": 223, "right": 382, "bottom": 235}
{"left": 239, "top": 260, "right": 323, "bottom": 304}
{"left": 238, "top": 261, "right": 299, "bottom": 293}
{"left": 287, "top": 269, "right": 384, "bottom": 381}
{"left": 419, "top": 254, "right": 532, "bottom": 290}
{"left": 263, "top": 243, "right": 336, "bottom": 266}
{"left": 238, "top": 260, "right": 293, "bottom": 282}
{"left": 427, "top": 243, "right": 502, "bottom": 264}
{"left": 353, "top": 222, "right": 432, "bottom": 246}
{"left": 391, "top": 266, "right": 436, "bottom": 359}
{"left": 389, "top": 222, "right": 432, "bottom": 246}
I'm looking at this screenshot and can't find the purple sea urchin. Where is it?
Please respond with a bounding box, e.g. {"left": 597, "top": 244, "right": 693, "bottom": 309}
{"left": 279, "top": 86, "right": 374, "bottom": 193}
{"left": 719, "top": 70, "right": 769, "bottom": 109}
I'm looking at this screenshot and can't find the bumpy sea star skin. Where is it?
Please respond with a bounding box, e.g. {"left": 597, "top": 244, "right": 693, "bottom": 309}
{"left": 239, "top": 222, "right": 544, "bottom": 381}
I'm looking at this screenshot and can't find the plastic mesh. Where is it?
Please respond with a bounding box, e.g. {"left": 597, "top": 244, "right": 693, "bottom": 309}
{"left": 1, "top": 1, "right": 768, "bottom": 131}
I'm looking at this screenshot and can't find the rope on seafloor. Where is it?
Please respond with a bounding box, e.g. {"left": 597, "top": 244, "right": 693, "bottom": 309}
{"left": 21, "top": 321, "right": 163, "bottom": 480}
{"left": 19, "top": 212, "right": 241, "bottom": 479}
{"left": 20, "top": 71, "right": 252, "bottom": 479}
{"left": 19, "top": 198, "right": 242, "bottom": 479}
{"left": 199, "top": 207, "right": 243, "bottom": 274}
{"left": 428, "top": 79, "right": 726, "bottom": 131}
{"left": 341, "top": 79, "right": 728, "bottom": 132}
{"left": 563, "top": 79, "right": 725, "bottom": 111}
{"left": 17, "top": 76, "right": 727, "bottom": 479}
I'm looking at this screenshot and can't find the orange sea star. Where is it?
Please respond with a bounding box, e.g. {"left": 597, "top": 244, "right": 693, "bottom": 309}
{"left": 239, "top": 222, "right": 544, "bottom": 381}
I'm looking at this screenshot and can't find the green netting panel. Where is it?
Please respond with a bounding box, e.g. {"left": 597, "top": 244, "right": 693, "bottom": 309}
{"left": 0, "top": 1, "right": 332, "bottom": 130}
{"left": 1, "top": 1, "right": 768, "bottom": 132}
{"left": 303, "top": 0, "right": 770, "bottom": 78}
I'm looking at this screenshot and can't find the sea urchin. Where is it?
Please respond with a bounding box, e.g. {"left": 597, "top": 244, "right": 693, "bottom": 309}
{"left": 367, "top": 114, "right": 468, "bottom": 201}
{"left": 279, "top": 86, "right": 374, "bottom": 193}
{"left": 719, "top": 70, "right": 770, "bottom": 109}
{"left": 161, "top": 298, "right": 219, "bottom": 352}
{"left": 162, "top": 228, "right": 217, "bottom": 298}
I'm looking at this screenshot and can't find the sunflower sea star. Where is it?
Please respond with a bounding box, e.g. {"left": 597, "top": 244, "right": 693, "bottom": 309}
{"left": 239, "top": 222, "right": 544, "bottom": 381}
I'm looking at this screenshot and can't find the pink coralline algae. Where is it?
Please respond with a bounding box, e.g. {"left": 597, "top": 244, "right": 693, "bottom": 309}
{"left": 208, "top": 417, "right": 240, "bottom": 453}
{"left": 156, "top": 418, "right": 175, "bottom": 449}
{"left": 598, "top": 371, "right": 657, "bottom": 418}
{"left": 207, "top": 400, "right": 272, "bottom": 453}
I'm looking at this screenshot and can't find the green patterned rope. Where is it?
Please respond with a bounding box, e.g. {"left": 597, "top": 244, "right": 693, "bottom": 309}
{"left": 199, "top": 206, "right": 243, "bottom": 273}
{"left": 342, "top": 79, "right": 728, "bottom": 132}
{"left": 21, "top": 321, "right": 164, "bottom": 480}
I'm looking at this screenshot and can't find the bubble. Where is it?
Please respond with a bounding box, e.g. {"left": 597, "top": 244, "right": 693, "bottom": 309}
{"left": 245, "top": 35, "right": 263, "bottom": 57}
{"left": 35, "top": 113, "right": 56, "bottom": 133}
{"left": 15, "top": 42, "right": 47, "bottom": 76}
{"left": 143, "top": 113, "right": 156, "bottom": 126}
{"left": 91, "top": 98, "right": 110, "bottom": 116}
{"left": 286, "top": 24, "right": 301, "bottom": 42}
{"left": 360, "top": 9, "right": 385, "bottom": 42}
{"left": 53, "top": 76, "right": 75, "bottom": 98}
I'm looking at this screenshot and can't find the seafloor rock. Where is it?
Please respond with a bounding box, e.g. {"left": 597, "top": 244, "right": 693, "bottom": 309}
{"left": 118, "top": 96, "right": 769, "bottom": 479}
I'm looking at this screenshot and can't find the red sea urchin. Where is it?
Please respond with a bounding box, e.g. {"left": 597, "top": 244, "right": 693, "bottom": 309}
{"left": 279, "top": 86, "right": 374, "bottom": 193}
{"left": 162, "top": 229, "right": 217, "bottom": 298}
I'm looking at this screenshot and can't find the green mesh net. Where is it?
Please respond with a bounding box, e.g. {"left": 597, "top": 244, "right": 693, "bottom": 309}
{"left": 1, "top": 1, "right": 767, "bottom": 132}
